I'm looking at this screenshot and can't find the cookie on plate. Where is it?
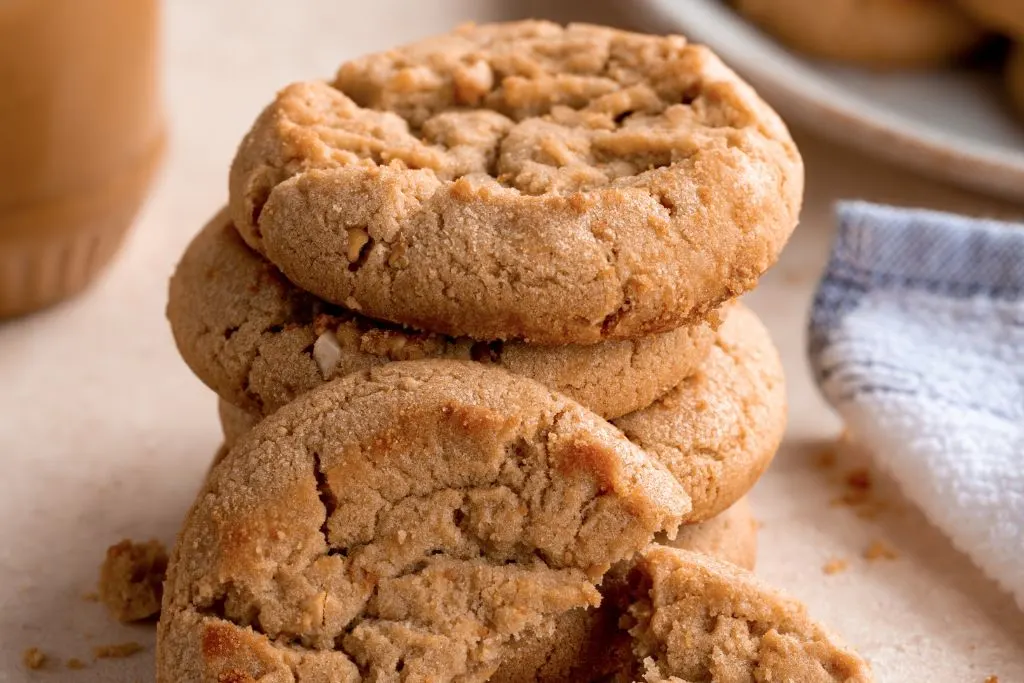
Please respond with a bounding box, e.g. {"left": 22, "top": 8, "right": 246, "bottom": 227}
{"left": 622, "top": 547, "right": 872, "bottom": 682}
{"left": 489, "top": 497, "right": 758, "bottom": 683}
{"left": 229, "top": 20, "right": 802, "bottom": 344}
{"left": 213, "top": 304, "right": 784, "bottom": 524}
{"left": 735, "top": 0, "right": 984, "bottom": 69}
{"left": 958, "top": 0, "right": 1024, "bottom": 36}
{"left": 157, "top": 360, "right": 689, "bottom": 683}
{"left": 169, "top": 209, "right": 718, "bottom": 419}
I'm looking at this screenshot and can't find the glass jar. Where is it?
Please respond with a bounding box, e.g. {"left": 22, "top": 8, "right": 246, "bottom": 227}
{"left": 0, "top": 0, "right": 164, "bottom": 318}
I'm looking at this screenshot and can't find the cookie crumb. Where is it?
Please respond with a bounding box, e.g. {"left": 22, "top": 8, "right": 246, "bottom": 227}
{"left": 813, "top": 448, "right": 837, "bottom": 469}
{"left": 93, "top": 642, "right": 145, "bottom": 659}
{"left": 845, "top": 467, "right": 872, "bottom": 491}
{"left": 82, "top": 592, "right": 99, "bottom": 602}
{"left": 822, "top": 558, "right": 848, "bottom": 575}
{"left": 98, "top": 539, "right": 168, "bottom": 622}
{"left": 66, "top": 658, "right": 87, "bottom": 670}
{"left": 863, "top": 539, "right": 898, "bottom": 561}
{"left": 984, "top": 676, "right": 999, "bottom": 683}
{"left": 22, "top": 647, "right": 47, "bottom": 670}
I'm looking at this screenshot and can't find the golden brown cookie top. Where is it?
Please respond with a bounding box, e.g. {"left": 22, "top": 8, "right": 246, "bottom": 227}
{"left": 157, "top": 360, "right": 689, "bottom": 683}
{"left": 230, "top": 21, "right": 802, "bottom": 343}
{"left": 626, "top": 547, "right": 873, "bottom": 682}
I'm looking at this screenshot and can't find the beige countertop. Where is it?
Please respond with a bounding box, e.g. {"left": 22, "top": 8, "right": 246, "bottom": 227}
{"left": 2, "top": 1, "right": 1023, "bottom": 680}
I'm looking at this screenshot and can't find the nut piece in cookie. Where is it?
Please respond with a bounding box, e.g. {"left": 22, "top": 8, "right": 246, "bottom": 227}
{"left": 624, "top": 547, "right": 873, "bottom": 682}
{"left": 229, "top": 20, "right": 802, "bottom": 344}
{"left": 735, "top": 0, "right": 984, "bottom": 69}
{"left": 157, "top": 360, "right": 689, "bottom": 683}
{"left": 98, "top": 539, "right": 169, "bottom": 622}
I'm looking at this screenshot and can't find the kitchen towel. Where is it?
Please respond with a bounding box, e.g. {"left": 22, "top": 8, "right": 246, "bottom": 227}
{"left": 809, "top": 201, "right": 1024, "bottom": 609}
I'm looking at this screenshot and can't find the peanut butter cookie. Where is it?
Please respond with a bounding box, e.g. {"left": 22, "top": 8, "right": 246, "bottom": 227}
{"left": 621, "top": 547, "right": 872, "bottom": 682}
{"left": 215, "top": 303, "right": 782, "bottom": 523}
{"left": 735, "top": 0, "right": 984, "bottom": 69}
{"left": 169, "top": 209, "right": 718, "bottom": 419}
{"left": 613, "top": 303, "right": 785, "bottom": 523}
{"left": 957, "top": 0, "right": 1024, "bottom": 35}
{"left": 490, "top": 498, "right": 758, "bottom": 683}
{"left": 157, "top": 360, "right": 689, "bottom": 683}
{"left": 229, "top": 21, "right": 802, "bottom": 344}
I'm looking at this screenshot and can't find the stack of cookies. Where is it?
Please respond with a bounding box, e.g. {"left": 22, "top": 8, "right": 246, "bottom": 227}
{"left": 161, "top": 22, "right": 872, "bottom": 682}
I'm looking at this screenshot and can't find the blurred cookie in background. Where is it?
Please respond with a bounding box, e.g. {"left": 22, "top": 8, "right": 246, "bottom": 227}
{"left": 733, "top": 0, "right": 985, "bottom": 69}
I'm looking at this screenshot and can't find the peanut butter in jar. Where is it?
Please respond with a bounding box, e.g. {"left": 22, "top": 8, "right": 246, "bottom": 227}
{"left": 0, "top": 0, "right": 164, "bottom": 318}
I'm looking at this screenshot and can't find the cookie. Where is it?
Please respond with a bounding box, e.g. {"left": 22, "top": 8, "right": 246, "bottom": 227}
{"left": 216, "top": 302, "right": 782, "bottom": 525}
{"left": 735, "top": 0, "right": 984, "bottom": 69}
{"left": 661, "top": 494, "right": 757, "bottom": 570}
{"left": 613, "top": 302, "right": 785, "bottom": 523}
{"left": 958, "top": 0, "right": 1024, "bottom": 36}
{"left": 169, "top": 209, "right": 718, "bottom": 419}
{"left": 1009, "top": 44, "right": 1024, "bottom": 122}
{"left": 490, "top": 498, "right": 758, "bottom": 683}
{"left": 157, "top": 360, "right": 689, "bottom": 683}
{"left": 229, "top": 20, "right": 802, "bottom": 344}
{"left": 622, "top": 547, "right": 872, "bottom": 682}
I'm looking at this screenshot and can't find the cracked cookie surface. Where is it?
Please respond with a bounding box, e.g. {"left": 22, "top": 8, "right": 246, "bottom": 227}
{"left": 169, "top": 209, "right": 717, "bottom": 419}
{"left": 734, "top": 0, "right": 983, "bottom": 69}
{"left": 229, "top": 20, "right": 802, "bottom": 344}
{"left": 623, "top": 547, "right": 872, "bottom": 682}
{"left": 157, "top": 360, "right": 689, "bottom": 683}
{"left": 214, "top": 303, "right": 782, "bottom": 524}
{"left": 489, "top": 497, "right": 758, "bottom": 683}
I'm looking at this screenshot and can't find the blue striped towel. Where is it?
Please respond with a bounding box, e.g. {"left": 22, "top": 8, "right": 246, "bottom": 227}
{"left": 809, "top": 201, "right": 1024, "bottom": 610}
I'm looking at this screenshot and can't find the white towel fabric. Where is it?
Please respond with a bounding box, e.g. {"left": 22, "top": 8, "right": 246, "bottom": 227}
{"left": 809, "top": 202, "right": 1024, "bottom": 610}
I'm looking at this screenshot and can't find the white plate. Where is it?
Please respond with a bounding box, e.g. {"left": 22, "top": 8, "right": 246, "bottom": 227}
{"left": 640, "top": 0, "right": 1024, "bottom": 203}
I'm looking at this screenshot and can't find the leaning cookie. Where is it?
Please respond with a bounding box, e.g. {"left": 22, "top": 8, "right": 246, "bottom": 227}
{"left": 169, "top": 209, "right": 718, "bottom": 419}
{"left": 489, "top": 498, "right": 758, "bottom": 683}
{"left": 215, "top": 305, "right": 783, "bottom": 524}
{"left": 158, "top": 360, "right": 689, "bottom": 683}
{"left": 229, "top": 21, "right": 802, "bottom": 344}
{"left": 734, "top": 0, "right": 984, "bottom": 69}
{"left": 622, "top": 547, "right": 873, "bottom": 682}
{"left": 957, "top": 0, "right": 1024, "bottom": 36}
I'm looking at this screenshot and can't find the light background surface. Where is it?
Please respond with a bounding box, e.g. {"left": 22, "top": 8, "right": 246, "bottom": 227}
{"left": 1, "top": 1, "right": 1023, "bottom": 681}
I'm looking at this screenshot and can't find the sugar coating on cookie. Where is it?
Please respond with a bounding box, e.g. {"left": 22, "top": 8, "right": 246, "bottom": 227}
{"left": 735, "top": 0, "right": 984, "bottom": 69}
{"left": 169, "top": 209, "right": 717, "bottom": 419}
{"left": 625, "top": 547, "right": 872, "bottom": 682}
{"left": 157, "top": 360, "right": 689, "bottom": 683}
{"left": 490, "top": 498, "right": 759, "bottom": 682}
{"left": 613, "top": 304, "right": 785, "bottom": 523}
{"left": 229, "top": 20, "right": 802, "bottom": 344}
